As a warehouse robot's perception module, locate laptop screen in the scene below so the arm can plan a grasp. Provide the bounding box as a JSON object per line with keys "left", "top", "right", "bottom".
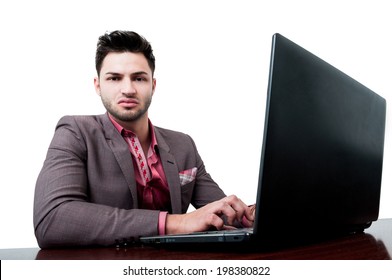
{"left": 254, "top": 34, "right": 386, "bottom": 240}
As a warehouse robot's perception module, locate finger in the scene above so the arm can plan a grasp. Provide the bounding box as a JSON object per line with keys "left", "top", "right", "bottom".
{"left": 225, "top": 195, "right": 249, "bottom": 222}
{"left": 207, "top": 213, "right": 225, "bottom": 230}
{"left": 247, "top": 204, "right": 256, "bottom": 221}
{"left": 234, "top": 200, "right": 256, "bottom": 222}
{"left": 241, "top": 206, "right": 256, "bottom": 228}
{"left": 217, "top": 202, "right": 238, "bottom": 225}
{"left": 241, "top": 216, "right": 254, "bottom": 228}
{"left": 222, "top": 225, "right": 238, "bottom": 230}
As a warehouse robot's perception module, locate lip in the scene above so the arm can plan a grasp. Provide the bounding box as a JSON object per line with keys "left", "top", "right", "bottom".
{"left": 118, "top": 98, "right": 139, "bottom": 108}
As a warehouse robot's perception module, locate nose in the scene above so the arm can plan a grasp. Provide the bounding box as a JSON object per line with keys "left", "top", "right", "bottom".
{"left": 121, "top": 78, "right": 136, "bottom": 96}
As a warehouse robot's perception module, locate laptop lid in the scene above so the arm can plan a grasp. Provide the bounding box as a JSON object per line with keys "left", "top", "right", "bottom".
{"left": 140, "top": 33, "right": 386, "bottom": 245}
{"left": 253, "top": 33, "right": 386, "bottom": 242}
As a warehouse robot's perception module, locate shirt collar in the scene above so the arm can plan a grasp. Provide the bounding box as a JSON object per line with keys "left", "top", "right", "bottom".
{"left": 107, "top": 113, "right": 158, "bottom": 149}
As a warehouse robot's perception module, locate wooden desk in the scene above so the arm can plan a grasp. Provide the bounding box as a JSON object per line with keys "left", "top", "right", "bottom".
{"left": 1, "top": 218, "right": 391, "bottom": 260}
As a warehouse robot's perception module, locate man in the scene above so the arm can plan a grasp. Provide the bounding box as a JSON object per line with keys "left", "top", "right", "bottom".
{"left": 34, "top": 30, "right": 254, "bottom": 248}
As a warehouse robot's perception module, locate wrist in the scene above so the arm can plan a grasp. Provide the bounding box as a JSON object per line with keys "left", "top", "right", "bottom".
{"left": 165, "top": 214, "right": 183, "bottom": 235}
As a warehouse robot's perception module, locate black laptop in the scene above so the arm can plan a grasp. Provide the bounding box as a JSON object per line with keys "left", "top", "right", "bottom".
{"left": 140, "top": 33, "right": 386, "bottom": 246}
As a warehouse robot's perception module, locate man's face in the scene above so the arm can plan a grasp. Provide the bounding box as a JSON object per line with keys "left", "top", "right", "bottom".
{"left": 94, "top": 52, "right": 156, "bottom": 124}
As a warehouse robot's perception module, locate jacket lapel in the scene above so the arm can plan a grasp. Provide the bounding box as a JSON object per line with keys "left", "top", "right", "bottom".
{"left": 99, "top": 114, "right": 139, "bottom": 208}
{"left": 99, "top": 114, "right": 182, "bottom": 213}
{"left": 155, "top": 128, "right": 182, "bottom": 214}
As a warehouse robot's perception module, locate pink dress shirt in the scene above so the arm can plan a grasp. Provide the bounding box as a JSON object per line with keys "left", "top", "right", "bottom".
{"left": 108, "top": 114, "right": 169, "bottom": 235}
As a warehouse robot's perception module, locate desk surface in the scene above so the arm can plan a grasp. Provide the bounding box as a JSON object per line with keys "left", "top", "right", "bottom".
{"left": 1, "top": 218, "right": 391, "bottom": 260}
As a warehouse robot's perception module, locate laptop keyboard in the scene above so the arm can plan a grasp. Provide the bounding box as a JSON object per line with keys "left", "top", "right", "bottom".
{"left": 189, "top": 227, "right": 254, "bottom": 235}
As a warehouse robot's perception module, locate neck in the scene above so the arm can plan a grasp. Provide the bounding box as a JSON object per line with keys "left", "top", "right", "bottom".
{"left": 112, "top": 113, "right": 151, "bottom": 147}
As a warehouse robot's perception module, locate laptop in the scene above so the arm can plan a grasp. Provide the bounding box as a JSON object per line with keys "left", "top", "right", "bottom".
{"left": 140, "top": 33, "right": 386, "bottom": 247}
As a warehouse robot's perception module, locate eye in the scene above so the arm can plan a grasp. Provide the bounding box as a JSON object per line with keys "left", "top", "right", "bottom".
{"left": 108, "top": 76, "right": 121, "bottom": 81}
{"left": 134, "top": 76, "right": 148, "bottom": 82}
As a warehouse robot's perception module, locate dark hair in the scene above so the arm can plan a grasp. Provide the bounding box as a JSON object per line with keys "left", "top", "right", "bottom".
{"left": 95, "top": 30, "right": 155, "bottom": 76}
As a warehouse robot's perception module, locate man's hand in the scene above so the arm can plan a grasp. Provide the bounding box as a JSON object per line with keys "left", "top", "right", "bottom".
{"left": 165, "top": 195, "right": 255, "bottom": 234}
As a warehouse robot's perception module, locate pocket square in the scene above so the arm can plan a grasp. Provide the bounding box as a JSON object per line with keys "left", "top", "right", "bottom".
{"left": 179, "top": 167, "right": 197, "bottom": 186}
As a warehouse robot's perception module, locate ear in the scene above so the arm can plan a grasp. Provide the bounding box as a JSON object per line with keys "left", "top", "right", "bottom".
{"left": 152, "top": 78, "right": 157, "bottom": 96}
{"left": 94, "top": 77, "right": 101, "bottom": 96}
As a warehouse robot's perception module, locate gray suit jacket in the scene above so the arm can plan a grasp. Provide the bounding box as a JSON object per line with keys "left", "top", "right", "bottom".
{"left": 34, "top": 114, "right": 226, "bottom": 248}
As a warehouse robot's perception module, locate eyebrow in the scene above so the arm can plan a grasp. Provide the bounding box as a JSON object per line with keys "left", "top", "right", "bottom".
{"left": 104, "top": 71, "right": 149, "bottom": 76}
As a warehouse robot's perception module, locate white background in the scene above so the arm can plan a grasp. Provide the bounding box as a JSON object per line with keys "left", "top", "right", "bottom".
{"left": 0, "top": 0, "right": 391, "bottom": 249}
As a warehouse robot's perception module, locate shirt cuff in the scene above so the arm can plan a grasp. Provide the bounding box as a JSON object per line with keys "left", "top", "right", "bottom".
{"left": 158, "top": 211, "right": 168, "bottom": 235}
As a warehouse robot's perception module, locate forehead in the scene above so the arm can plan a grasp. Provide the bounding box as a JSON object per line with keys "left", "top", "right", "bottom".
{"left": 100, "top": 52, "right": 152, "bottom": 75}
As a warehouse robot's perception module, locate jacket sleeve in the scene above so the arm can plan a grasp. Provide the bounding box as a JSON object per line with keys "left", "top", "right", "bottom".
{"left": 190, "top": 136, "right": 227, "bottom": 208}
{"left": 33, "top": 116, "right": 160, "bottom": 248}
